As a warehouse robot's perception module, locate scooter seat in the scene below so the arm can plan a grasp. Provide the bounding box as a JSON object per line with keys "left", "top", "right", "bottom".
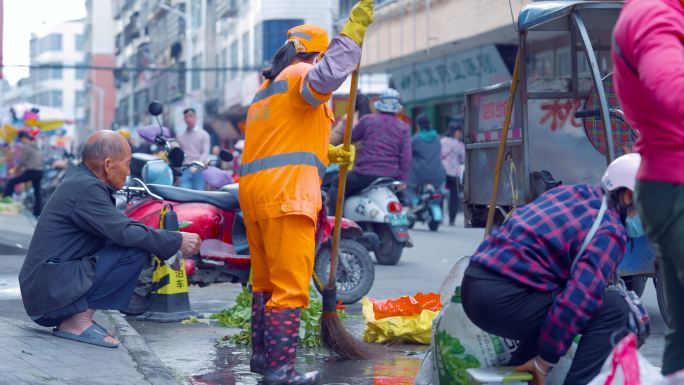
{"left": 147, "top": 184, "right": 240, "bottom": 211}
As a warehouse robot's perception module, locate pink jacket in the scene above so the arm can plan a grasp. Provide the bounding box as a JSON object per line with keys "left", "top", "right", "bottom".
{"left": 613, "top": 0, "right": 684, "bottom": 184}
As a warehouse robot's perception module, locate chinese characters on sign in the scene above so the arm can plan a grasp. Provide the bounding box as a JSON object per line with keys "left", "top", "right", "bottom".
{"left": 175, "top": 266, "right": 185, "bottom": 289}
{"left": 391, "top": 45, "right": 511, "bottom": 103}
{"left": 470, "top": 87, "right": 517, "bottom": 143}
{"left": 539, "top": 99, "right": 581, "bottom": 131}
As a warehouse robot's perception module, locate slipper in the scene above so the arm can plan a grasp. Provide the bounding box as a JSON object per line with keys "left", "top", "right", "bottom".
{"left": 53, "top": 324, "right": 119, "bottom": 348}
{"left": 53, "top": 322, "right": 113, "bottom": 337}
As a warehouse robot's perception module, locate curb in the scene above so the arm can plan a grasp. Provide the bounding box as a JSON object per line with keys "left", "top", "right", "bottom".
{"left": 105, "top": 310, "right": 181, "bottom": 385}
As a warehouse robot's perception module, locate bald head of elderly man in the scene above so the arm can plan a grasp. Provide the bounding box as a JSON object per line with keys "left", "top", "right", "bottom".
{"left": 19, "top": 130, "right": 201, "bottom": 348}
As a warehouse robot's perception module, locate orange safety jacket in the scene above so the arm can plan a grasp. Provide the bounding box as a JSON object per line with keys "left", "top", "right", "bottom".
{"left": 239, "top": 62, "right": 335, "bottom": 224}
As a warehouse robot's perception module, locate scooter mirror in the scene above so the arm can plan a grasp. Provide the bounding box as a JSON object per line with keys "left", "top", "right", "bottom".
{"left": 202, "top": 167, "right": 232, "bottom": 189}
{"left": 219, "top": 149, "right": 234, "bottom": 162}
{"left": 168, "top": 147, "right": 185, "bottom": 168}
{"left": 148, "top": 101, "right": 164, "bottom": 116}
{"left": 137, "top": 125, "right": 172, "bottom": 143}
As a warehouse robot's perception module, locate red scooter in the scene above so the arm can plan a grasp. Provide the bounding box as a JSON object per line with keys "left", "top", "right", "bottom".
{"left": 120, "top": 101, "right": 375, "bottom": 306}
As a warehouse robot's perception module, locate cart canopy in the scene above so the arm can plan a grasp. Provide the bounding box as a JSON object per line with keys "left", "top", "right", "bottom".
{"left": 518, "top": 1, "right": 622, "bottom": 31}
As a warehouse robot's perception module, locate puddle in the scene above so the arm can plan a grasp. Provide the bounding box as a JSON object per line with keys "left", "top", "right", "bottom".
{"left": 187, "top": 342, "right": 424, "bottom": 385}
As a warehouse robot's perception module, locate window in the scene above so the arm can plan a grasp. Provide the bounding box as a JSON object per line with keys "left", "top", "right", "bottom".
{"left": 230, "top": 40, "right": 238, "bottom": 80}
{"left": 191, "top": 54, "right": 201, "bottom": 90}
{"left": 241, "top": 32, "right": 250, "bottom": 68}
{"left": 37, "top": 92, "right": 49, "bottom": 106}
{"left": 76, "top": 90, "right": 85, "bottom": 106}
{"left": 76, "top": 64, "right": 86, "bottom": 80}
{"left": 49, "top": 34, "right": 63, "bottom": 51}
{"left": 191, "top": 0, "right": 202, "bottom": 28}
{"left": 75, "top": 34, "right": 85, "bottom": 51}
{"left": 259, "top": 19, "right": 303, "bottom": 65}
{"left": 51, "top": 90, "right": 63, "bottom": 107}
{"left": 50, "top": 63, "right": 63, "bottom": 79}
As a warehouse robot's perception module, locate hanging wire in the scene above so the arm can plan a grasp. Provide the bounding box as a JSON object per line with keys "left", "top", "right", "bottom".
{"left": 0, "top": 63, "right": 260, "bottom": 73}
{"left": 508, "top": 0, "right": 519, "bottom": 32}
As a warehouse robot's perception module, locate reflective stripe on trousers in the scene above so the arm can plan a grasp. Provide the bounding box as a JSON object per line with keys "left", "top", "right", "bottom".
{"left": 239, "top": 151, "right": 326, "bottom": 179}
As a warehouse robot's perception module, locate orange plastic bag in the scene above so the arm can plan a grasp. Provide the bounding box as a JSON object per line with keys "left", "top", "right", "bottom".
{"left": 372, "top": 292, "right": 442, "bottom": 320}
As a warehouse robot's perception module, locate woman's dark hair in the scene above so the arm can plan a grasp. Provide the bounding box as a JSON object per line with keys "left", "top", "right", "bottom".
{"left": 262, "top": 41, "right": 319, "bottom": 81}
{"left": 446, "top": 118, "right": 464, "bottom": 136}
{"left": 607, "top": 187, "right": 630, "bottom": 222}
{"left": 355, "top": 93, "right": 372, "bottom": 118}
{"left": 415, "top": 113, "right": 431, "bottom": 130}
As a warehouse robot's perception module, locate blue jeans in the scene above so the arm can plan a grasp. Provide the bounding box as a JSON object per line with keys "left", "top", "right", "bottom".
{"left": 179, "top": 169, "right": 205, "bottom": 190}
{"left": 32, "top": 245, "right": 148, "bottom": 327}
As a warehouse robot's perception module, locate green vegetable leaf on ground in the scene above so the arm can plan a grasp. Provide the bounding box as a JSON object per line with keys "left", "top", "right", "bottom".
{"left": 211, "top": 286, "right": 348, "bottom": 348}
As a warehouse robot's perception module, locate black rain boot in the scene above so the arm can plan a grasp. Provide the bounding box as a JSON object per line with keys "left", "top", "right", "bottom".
{"left": 264, "top": 307, "right": 321, "bottom": 385}
{"left": 249, "top": 291, "right": 271, "bottom": 374}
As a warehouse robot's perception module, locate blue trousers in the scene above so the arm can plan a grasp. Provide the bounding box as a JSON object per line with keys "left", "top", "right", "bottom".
{"left": 179, "top": 169, "right": 205, "bottom": 190}
{"left": 32, "top": 245, "right": 148, "bottom": 327}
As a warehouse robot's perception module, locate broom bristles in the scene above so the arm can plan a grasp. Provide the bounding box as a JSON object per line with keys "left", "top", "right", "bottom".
{"left": 320, "top": 314, "right": 377, "bottom": 360}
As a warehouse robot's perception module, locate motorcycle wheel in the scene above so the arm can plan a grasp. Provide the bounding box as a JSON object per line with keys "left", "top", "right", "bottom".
{"left": 374, "top": 225, "right": 404, "bottom": 265}
{"left": 428, "top": 220, "right": 440, "bottom": 232}
{"left": 654, "top": 265, "right": 672, "bottom": 328}
{"left": 314, "top": 239, "right": 375, "bottom": 304}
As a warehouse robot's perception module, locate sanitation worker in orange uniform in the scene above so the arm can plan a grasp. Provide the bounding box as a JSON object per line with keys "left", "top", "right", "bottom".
{"left": 238, "top": 2, "right": 374, "bottom": 384}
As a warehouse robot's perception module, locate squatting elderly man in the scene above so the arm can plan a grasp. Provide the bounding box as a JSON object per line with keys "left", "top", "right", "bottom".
{"left": 19, "top": 130, "right": 200, "bottom": 348}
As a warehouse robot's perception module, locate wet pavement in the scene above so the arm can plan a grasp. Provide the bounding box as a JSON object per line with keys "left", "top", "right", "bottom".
{"left": 128, "top": 292, "right": 427, "bottom": 385}
{"left": 126, "top": 218, "right": 668, "bottom": 384}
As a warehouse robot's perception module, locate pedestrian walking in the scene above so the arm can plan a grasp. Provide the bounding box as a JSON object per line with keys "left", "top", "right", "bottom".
{"left": 406, "top": 113, "right": 446, "bottom": 206}
{"left": 239, "top": 1, "right": 373, "bottom": 381}
{"left": 3, "top": 131, "right": 44, "bottom": 217}
{"left": 176, "top": 108, "right": 210, "bottom": 190}
{"left": 441, "top": 119, "right": 465, "bottom": 226}
{"left": 462, "top": 154, "right": 641, "bottom": 385}
{"left": 326, "top": 88, "right": 412, "bottom": 214}
{"left": 19, "top": 131, "right": 200, "bottom": 348}
{"left": 613, "top": 0, "right": 684, "bottom": 375}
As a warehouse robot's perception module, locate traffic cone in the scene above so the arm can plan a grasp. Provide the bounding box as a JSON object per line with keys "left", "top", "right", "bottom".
{"left": 138, "top": 205, "right": 196, "bottom": 322}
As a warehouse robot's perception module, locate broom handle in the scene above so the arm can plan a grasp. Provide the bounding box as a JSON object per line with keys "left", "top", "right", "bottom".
{"left": 328, "top": 66, "right": 360, "bottom": 289}
{"left": 484, "top": 52, "right": 520, "bottom": 237}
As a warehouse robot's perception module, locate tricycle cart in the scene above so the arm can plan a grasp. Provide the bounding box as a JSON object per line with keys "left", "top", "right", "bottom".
{"left": 462, "top": 1, "right": 668, "bottom": 322}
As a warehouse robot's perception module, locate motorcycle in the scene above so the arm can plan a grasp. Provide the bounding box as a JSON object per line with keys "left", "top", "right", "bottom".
{"left": 407, "top": 184, "right": 444, "bottom": 232}
{"left": 120, "top": 101, "right": 375, "bottom": 308}
{"left": 323, "top": 169, "right": 410, "bottom": 266}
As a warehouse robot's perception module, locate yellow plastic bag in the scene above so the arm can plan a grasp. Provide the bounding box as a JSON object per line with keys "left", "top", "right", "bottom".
{"left": 362, "top": 296, "right": 440, "bottom": 345}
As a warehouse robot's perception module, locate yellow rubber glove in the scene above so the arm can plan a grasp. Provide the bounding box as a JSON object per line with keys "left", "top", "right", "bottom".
{"left": 328, "top": 144, "right": 356, "bottom": 170}
{"left": 340, "top": 0, "right": 374, "bottom": 46}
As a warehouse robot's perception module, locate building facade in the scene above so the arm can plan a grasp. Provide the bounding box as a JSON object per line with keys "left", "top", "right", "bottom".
{"left": 83, "top": 0, "right": 117, "bottom": 142}
{"left": 1, "top": 19, "right": 87, "bottom": 144}
{"left": 215, "top": 0, "right": 335, "bottom": 120}
{"left": 110, "top": 0, "right": 337, "bottom": 139}
{"left": 341, "top": 0, "right": 528, "bottom": 132}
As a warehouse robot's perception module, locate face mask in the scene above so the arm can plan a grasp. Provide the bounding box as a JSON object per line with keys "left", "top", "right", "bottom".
{"left": 625, "top": 215, "right": 645, "bottom": 238}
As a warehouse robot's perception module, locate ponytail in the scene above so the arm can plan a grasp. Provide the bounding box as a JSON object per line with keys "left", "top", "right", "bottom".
{"left": 262, "top": 41, "right": 320, "bottom": 81}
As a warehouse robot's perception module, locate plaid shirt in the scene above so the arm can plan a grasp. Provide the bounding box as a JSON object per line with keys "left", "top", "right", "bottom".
{"left": 470, "top": 184, "right": 627, "bottom": 364}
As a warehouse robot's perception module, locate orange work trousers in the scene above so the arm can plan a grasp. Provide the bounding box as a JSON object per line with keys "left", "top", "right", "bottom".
{"left": 246, "top": 214, "right": 315, "bottom": 308}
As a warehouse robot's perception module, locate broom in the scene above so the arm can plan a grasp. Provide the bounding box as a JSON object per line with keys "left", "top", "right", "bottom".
{"left": 320, "top": 66, "right": 375, "bottom": 360}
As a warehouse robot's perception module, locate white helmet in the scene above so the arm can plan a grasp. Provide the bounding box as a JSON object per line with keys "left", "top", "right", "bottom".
{"left": 374, "top": 88, "right": 403, "bottom": 113}
{"left": 602, "top": 153, "right": 641, "bottom": 192}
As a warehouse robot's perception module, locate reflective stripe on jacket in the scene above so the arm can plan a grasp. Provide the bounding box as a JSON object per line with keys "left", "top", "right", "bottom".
{"left": 239, "top": 62, "right": 335, "bottom": 223}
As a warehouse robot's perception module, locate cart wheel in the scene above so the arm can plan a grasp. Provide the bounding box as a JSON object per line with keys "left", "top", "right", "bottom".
{"left": 654, "top": 266, "right": 672, "bottom": 328}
